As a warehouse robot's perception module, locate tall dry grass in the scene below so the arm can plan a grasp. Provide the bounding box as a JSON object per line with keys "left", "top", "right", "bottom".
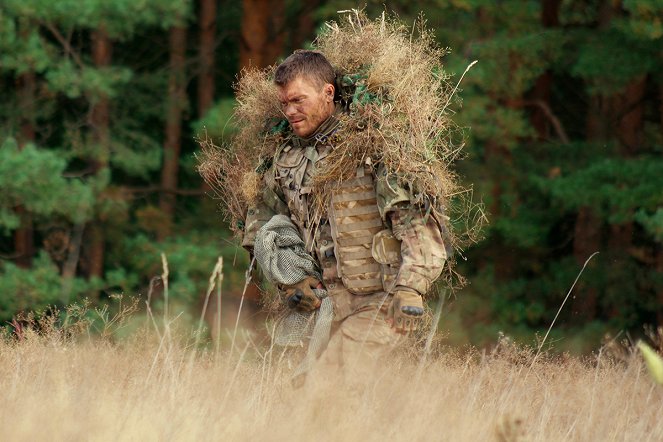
{"left": 1, "top": 311, "right": 661, "bottom": 442}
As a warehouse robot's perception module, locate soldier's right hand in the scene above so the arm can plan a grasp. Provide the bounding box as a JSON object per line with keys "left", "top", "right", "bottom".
{"left": 284, "top": 276, "right": 323, "bottom": 312}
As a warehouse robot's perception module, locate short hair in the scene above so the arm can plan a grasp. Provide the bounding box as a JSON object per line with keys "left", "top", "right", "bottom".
{"left": 274, "top": 50, "right": 336, "bottom": 89}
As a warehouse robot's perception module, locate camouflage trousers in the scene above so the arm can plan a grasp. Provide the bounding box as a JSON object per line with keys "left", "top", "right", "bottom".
{"left": 311, "top": 305, "right": 402, "bottom": 382}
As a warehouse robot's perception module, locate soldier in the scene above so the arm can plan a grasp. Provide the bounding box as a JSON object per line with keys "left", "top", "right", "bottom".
{"left": 242, "top": 50, "right": 449, "bottom": 378}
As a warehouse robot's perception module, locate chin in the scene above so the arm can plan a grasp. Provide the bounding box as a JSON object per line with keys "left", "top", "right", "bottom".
{"left": 293, "top": 127, "right": 311, "bottom": 137}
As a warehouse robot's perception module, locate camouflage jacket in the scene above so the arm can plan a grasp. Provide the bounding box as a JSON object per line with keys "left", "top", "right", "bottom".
{"left": 242, "top": 113, "right": 448, "bottom": 319}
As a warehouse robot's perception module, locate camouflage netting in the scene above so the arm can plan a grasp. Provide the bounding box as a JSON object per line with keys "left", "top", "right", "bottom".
{"left": 198, "top": 11, "right": 483, "bottom": 272}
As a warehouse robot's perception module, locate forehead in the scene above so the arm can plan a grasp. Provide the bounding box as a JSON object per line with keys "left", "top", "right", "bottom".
{"left": 277, "top": 75, "right": 320, "bottom": 98}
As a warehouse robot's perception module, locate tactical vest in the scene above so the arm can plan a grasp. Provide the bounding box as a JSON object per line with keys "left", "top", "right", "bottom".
{"left": 328, "top": 166, "right": 400, "bottom": 295}
{"left": 274, "top": 138, "right": 402, "bottom": 296}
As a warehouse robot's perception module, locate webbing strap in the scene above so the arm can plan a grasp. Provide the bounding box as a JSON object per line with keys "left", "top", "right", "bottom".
{"left": 345, "top": 276, "right": 383, "bottom": 288}
{"left": 334, "top": 205, "right": 380, "bottom": 217}
{"left": 332, "top": 191, "right": 376, "bottom": 203}
{"left": 337, "top": 235, "right": 375, "bottom": 246}
{"left": 336, "top": 218, "right": 382, "bottom": 232}
{"left": 342, "top": 248, "right": 374, "bottom": 260}
{"left": 343, "top": 263, "right": 381, "bottom": 275}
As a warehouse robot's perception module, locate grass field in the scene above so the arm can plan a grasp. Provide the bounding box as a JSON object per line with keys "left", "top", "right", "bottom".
{"left": 1, "top": 308, "right": 661, "bottom": 442}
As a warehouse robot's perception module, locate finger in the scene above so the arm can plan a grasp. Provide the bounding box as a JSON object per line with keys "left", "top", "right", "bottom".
{"left": 303, "top": 297, "right": 321, "bottom": 310}
{"left": 395, "top": 315, "right": 406, "bottom": 334}
{"left": 298, "top": 298, "right": 317, "bottom": 312}
{"left": 298, "top": 290, "right": 322, "bottom": 311}
{"left": 287, "top": 290, "right": 303, "bottom": 309}
{"left": 305, "top": 288, "right": 321, "bottom": 307}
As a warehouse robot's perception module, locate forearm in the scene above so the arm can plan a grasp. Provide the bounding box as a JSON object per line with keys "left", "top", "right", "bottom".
{"left": 241, "top": 201, "right": 277, "bottom": 249}
{"left": 389, "top": 207, "right": 447, "bottom": 295}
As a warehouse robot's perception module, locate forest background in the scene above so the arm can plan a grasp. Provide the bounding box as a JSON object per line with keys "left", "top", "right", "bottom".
{"left": 0, "top": 0, "right": 661, "bottom": 354}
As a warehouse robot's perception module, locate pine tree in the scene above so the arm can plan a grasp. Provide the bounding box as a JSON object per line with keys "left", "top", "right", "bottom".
{"left": 0, "top": 0, "right": 192, "bottom": 321}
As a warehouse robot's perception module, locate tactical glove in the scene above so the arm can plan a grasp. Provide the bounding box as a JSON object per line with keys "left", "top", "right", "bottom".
{"left": 387, "top": 287, "right": 424, "bottom": 334}
{"left": 283, "top": 276, "right": 322, "bottom": 312}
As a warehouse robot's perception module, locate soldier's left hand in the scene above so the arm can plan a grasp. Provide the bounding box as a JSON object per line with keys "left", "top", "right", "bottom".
{"left": 387, "top": 288, "right": 424, "bottom": 334}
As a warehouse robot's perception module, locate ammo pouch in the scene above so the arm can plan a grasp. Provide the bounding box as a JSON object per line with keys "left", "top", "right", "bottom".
{"left": 329, "top": 167, "right": 402, "bottom": 295}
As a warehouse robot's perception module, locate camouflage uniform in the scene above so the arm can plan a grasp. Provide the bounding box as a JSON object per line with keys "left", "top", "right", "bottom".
{"left": 242, "top": 112, "right": 448, "bottom": 377}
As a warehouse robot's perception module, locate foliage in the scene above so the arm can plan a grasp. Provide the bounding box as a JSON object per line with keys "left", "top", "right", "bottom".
{"left": 0, "top": 252, "right": 91, "bottom": 322}
{"left": 0, "top": 0, "right": 662, "bottom": 353}
{"left": 0, "top": 138, "right": 95, "bottom": 230}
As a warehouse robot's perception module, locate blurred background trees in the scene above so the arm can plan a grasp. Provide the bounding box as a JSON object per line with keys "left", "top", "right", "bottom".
{"left": 0, "top": 0, "right": 661, "bottom": 352}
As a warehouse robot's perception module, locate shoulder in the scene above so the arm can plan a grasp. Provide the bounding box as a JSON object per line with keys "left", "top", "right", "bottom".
{"left": 374, "top": 163, "right": 414, "bottom": 219}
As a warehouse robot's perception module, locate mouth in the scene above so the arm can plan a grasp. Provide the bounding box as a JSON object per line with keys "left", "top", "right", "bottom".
{"left": 289, "top": 118, "right": 304, "bottom": 125}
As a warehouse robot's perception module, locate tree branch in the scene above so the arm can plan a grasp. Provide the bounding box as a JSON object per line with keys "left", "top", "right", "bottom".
{"left": 41, "top": 21, "right": 86, "bottom": 69}
{"left": 521, "top": 99, "right": 570, "bottom": 144}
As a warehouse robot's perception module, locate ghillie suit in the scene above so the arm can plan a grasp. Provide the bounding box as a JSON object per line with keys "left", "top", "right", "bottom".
{"left": 198, "top": 11, "right": 481, "bottom": 371}
{"left": 198, "top": 10, "right": 479, "bottom": 264}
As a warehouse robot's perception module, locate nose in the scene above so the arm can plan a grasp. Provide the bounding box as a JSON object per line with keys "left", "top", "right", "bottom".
{"left": 284, "top": 103, "right": 297, "bottom": 118}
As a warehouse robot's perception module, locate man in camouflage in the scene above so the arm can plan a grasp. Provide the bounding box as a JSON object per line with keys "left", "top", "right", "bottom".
{"left": 242, "top": 50, "right": 448, "bottom": 378}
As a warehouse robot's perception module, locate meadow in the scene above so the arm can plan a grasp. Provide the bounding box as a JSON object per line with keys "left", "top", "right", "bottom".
{"left": 1, "top": 305, "right": 661, "bottom": 442}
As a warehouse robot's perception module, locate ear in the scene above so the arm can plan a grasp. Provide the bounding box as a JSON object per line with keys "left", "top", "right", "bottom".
{"left": 324, "top": 83, "right": 335, "bottom": 102}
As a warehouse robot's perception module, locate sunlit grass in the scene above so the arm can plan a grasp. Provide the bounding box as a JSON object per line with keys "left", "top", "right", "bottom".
{"left": 1, "top": 302, "right": 661, "bottom": 442}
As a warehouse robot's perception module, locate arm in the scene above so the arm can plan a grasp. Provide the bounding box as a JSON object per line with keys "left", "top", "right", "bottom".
{"left": 375, "top": 164, "right": 450, "bottom": 332}
{"left": 375, "top": 164, "right": 448, "bottom": 295}
{"left": 389, "top": 207, "right": 448, "bottom": 295}
{"left": 241, "top": 165, "right": 290, "bottom": 250}
{"left": 240, "top": 165, "right": 320, "bottom": 311}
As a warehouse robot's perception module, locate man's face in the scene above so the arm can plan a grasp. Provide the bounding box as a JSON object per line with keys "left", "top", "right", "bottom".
{"left": 277, "top": 75, "right": 335, "bottom": 138}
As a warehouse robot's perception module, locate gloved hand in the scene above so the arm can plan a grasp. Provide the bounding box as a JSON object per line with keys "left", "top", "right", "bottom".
{"left": 387, "top": 287, "right": 424, "bottom": 334}
{"left": 284, "top": 276, "right": 323, "bottom": 312}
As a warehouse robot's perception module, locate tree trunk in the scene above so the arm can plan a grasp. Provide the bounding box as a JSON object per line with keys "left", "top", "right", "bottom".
{"left": 87, "top": 28, "right": 112, "bottom": 284}
{"left": 263, "top": 0, "right": 285, "bottom": 65}
{"left": 607, "top": 75, "right": 646, "bottom": 252}
{"left": 239, "top": 0, "right": 284, "bottom": 70}
{"left": 529, "top": 0, "right": 561, "bottom": 140}
{"left": 571, "top": 93, "right": 605, "bottom": 321}
{"left": 657, "top": 245, "right": 663, "bottom": 327}
{"left": 570, "top": 1, "right": 621, "bottom": 321}
{"left": 658, "top": 85, "right": 663, "bottom": 328}
{"left": 291, "top": 0, "right": 319, "bottom": 50}
{"left": 159, "top": 26, "right": 187, "bottom": 240}
{"left": 571, "top": 207, "right": 601, "bottom": 319}
{"left": 198, "top": 0, "right": 216, "bottom": 116}
{"left": 614, "top": 75, "right": 646, "bottom": 156}
{"left": 571, "top": 95, "right": 605, "bottom": 321}
{"left": 240, "top": 0, "right": 268, "bottom": 69}
{"left": 17, "top": 72, "right": 36, "bottom": 144}
{"left": 14, "top": 66, "right": 36, "bottom": 267}
{"left": 90, "top": 29, "right": 111, "bottom": 153}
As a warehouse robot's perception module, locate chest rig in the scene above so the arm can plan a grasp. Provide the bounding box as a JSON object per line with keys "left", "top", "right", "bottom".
{"left": 328, "top": 166, "right": 396, "bottom": 294}
{"left": 273, "top": 125, "right": 401, "bottom": 297}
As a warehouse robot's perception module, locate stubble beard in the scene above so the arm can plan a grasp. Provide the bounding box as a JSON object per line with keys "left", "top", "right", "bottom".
{"left": 297, "top": 100, "right": 333, "bottom": 138}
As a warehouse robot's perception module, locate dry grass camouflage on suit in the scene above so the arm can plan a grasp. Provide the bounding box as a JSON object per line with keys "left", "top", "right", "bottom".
{"left": 197, "top": 11, "right": 486, "bottom": 268}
